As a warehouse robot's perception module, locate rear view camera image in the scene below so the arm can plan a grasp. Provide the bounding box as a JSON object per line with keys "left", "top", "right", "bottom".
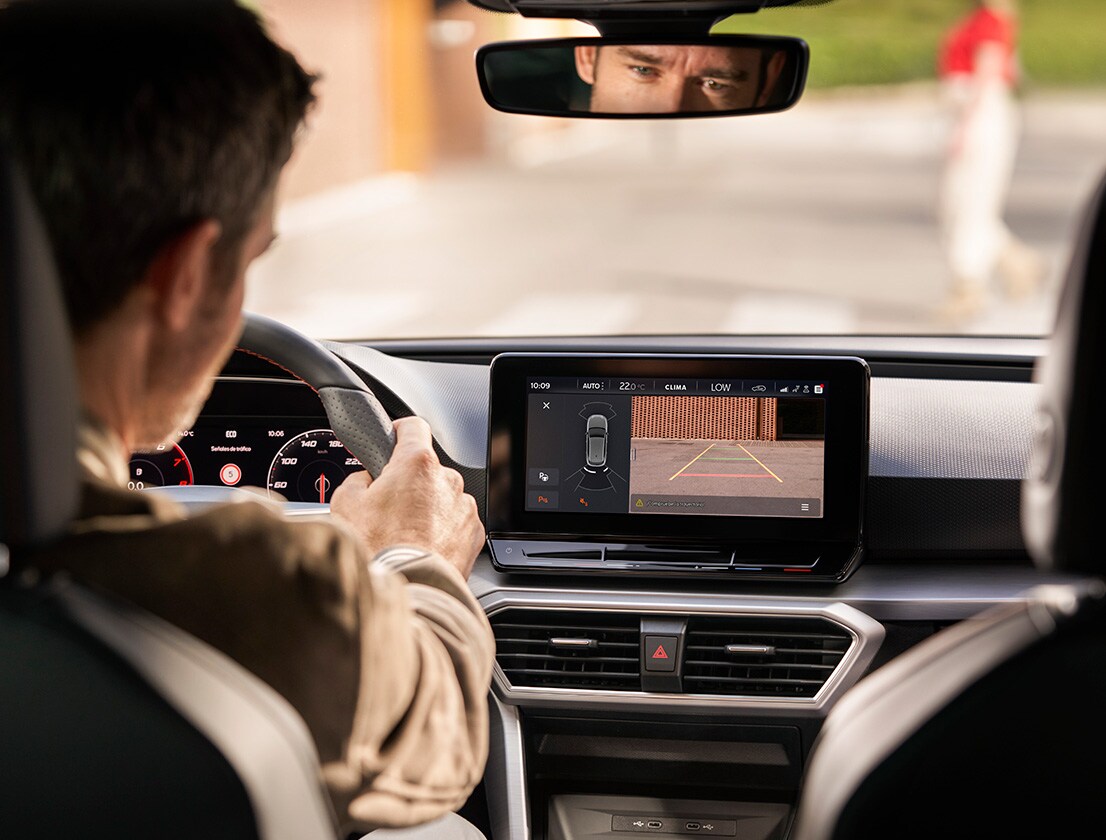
{"left": 628, "top": 395, "right": 824, "bottom": 517}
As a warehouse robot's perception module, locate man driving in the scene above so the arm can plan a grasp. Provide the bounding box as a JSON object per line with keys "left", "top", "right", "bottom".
{"left": 0, "top": 0, "right": 492, "bottom": 836}
{"left": 574, "top": 43, "right": 788, "bottom": 114}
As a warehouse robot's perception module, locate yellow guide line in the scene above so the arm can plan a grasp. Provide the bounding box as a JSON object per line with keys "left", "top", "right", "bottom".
{"left": 737, "top": 443, "right": 783, "bottom": 483}
{"left": 669, "top": 442, "right": 716, "bottom": 481}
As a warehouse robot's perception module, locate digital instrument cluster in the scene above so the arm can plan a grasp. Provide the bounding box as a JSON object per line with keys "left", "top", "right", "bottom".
{"left": 127, "top": 378, "right": 363, "bottom": 504}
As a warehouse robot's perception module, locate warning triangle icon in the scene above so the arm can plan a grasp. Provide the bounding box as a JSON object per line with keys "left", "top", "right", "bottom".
{"left": 651, "top": 644, "right": 669, "bottom": 660}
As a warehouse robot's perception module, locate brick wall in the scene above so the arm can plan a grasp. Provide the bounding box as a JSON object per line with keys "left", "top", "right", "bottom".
{"left": 630, "top": 396, "right": 778, "bottom": 441}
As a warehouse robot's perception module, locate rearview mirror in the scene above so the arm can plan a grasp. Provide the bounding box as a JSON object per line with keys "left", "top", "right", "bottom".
{"left": 476, "top": 36, "right": 809, "bottom": 119}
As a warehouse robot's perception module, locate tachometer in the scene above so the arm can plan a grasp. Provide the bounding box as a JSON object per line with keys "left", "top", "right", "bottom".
{"left": 267, "top": 429, "right": 362, "bottom": 503}
{"left": 128, "top": 442, "right": 194, "bottom": 490}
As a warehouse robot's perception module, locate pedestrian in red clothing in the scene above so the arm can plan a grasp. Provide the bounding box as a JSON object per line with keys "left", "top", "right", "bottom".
{"left": 937, "top": 0, "right": 1046, "bottom": 322}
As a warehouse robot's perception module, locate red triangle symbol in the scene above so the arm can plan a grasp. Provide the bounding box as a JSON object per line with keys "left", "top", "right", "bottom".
{"left": 651, "top": 644, "right": 669, "bottom": 660}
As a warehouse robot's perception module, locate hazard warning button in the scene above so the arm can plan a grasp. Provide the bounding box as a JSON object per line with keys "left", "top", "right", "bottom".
{"left": 644, "top": 635, "right": 678, "bottom": 673}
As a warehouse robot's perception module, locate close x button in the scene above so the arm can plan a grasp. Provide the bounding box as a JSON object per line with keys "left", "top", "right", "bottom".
{"left": 644, "top": 635, "right": 678, "bottom": 672}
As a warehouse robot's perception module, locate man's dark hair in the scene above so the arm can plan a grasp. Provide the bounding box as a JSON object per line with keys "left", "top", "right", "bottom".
{"left": 0, "top": 0, "right": 316, "bottom": 332}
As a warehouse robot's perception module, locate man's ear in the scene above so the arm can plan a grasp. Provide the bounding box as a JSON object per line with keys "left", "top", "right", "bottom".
{"left": 756, "top": 50, "right": 788, "bottom": 107}
{"left": 141, "top": 219, "right": 223, "bottom": 333}
{"left": 575, "top": 46, "right": 598, "bottom": 85}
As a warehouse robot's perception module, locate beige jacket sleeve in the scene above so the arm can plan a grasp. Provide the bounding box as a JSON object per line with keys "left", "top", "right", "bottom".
{"left": 336, "top": 545, "right": 496, "bottom": 829}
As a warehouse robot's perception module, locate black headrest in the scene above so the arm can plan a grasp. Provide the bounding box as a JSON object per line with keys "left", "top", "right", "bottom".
{"left": 0, "top": 154, "right": 79, "bottom": 550}
{"left": 1023, "top": 174, "right": 1106, "bottom": 575}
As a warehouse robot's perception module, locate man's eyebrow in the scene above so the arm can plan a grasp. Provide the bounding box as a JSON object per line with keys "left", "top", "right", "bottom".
{"left": 615, "top": 46, "right": 667, "bottom": 66}
{"left": 699, "top": 68, "right": 751, "bottom": 82}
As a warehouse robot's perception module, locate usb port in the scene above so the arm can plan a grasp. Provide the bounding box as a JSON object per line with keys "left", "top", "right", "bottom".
{"left": 685, "top": 823, "right": 702, "bottom": 831}
{"left": 646, "top": 820, "right": 663, "bottom": 830}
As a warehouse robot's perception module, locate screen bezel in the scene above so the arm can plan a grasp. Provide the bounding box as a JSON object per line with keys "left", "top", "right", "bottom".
{"left": 487, "top": 353, "right": 868, "bottom": 549}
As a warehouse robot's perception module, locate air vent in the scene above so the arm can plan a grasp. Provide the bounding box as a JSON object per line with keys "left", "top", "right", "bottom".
{"left": 491, "top": 609, "right": 641, "bottom": 691}
{"left": 683, "top": 616, "right": 852, "bottom": 698}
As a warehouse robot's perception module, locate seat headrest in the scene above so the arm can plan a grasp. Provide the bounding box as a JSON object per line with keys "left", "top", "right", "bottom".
{"left": 1023, "top": 174, "right": 1106, "bottom": 575}
{"left": 0, "top": 154, "right": 79, "bottom": 550}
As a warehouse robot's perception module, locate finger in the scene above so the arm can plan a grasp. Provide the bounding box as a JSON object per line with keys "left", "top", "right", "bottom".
{"left": 470, "top": 512, "right": 487, "bottom": 556}
{"left": 444, "top": 467, "right": 465, "bottom": 493}
{"left": 341, "top": 470, "right": 372, "bottom": 491}
{"left": 462, "top": 494, "right": 483, "bottom": 531}
{"left": 391, "top": 416, "right": 435, "bottom": 459}
{"left": 330, "top": 472, "right": 370, "bottom": 508}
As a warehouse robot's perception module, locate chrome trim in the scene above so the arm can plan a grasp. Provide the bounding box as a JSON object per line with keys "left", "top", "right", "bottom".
{"left": 481, "top": 589, "right": 884, "bottom": 714}
{"left": 485, "top": 693, "right": 530, "bottom": 840}
{"left": 723, "top": 644, "right": 776, "bottom": 655}
{"left": 466, "top": 558, "right": 1096, "bottom": 624}
{"left": 549, "top": 637, "right": 598, "bottom": 649}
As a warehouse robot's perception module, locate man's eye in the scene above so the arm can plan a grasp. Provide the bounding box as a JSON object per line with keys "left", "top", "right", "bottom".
{"left": 703, "top": 79, "right": 733, "bottom": 92}
{"left": 629, "top": 65, "right": 657, "bottom": 78}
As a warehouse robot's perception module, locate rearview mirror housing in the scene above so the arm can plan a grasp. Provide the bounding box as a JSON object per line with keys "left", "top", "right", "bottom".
{"left": 476, "top": 35, "right": 809, "bottom": 119}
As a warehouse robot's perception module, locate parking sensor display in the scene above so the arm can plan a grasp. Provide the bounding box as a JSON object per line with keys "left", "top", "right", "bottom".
{"left": 486, "top": 354, "right": 868, "bottom": 580}
{"left": 524, "top": 383, "right": 825, "bottom": 518}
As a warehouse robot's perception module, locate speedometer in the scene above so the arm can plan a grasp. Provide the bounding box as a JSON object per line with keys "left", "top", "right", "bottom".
{"left": 266, "top": 429, "right": 362, "bottom": 503}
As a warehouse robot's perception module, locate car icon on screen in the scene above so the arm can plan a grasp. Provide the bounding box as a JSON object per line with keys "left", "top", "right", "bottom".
{"left": 585, "top": 414, "right": 608, "bottom": 469}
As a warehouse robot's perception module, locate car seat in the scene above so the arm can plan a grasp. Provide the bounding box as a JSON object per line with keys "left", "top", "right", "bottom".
{"left": 0, "top": 153, "right": 338, "bottom": 839}
{"left": 789, "top": 175, "right": 1106, "bottom": 838}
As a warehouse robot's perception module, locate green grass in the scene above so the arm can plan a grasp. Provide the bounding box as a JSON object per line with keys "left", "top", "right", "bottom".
{"left": 713, "top": 0, "right": 1106, "bottom": 89}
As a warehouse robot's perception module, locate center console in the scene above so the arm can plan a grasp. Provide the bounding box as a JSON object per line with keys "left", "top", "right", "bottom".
{"left": 482, "top": 354, "right": 877, "bottom": 839}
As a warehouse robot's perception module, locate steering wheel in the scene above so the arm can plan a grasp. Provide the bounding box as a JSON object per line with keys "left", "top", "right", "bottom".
{"left": 148, "top": 312, "right": 395, "bottom": 510}
{"left": 237, "top": 312, "right": 395, "bottom": 478}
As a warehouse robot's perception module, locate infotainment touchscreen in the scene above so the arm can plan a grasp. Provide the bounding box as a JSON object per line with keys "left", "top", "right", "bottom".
{"left": 487, "top": 354, "right": 869, "bottom": 581}
{"left": 524, "top": 379, "right": 826, "bottom": 519}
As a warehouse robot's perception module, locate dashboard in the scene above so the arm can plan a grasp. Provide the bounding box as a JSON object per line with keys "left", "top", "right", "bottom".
{"left": 141, "top": 334, "right": 1091, "bottom": 840}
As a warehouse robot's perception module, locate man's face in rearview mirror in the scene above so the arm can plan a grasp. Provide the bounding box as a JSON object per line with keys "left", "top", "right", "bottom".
{"left": 574, "top": 44, "right": 787, "bottom": 114}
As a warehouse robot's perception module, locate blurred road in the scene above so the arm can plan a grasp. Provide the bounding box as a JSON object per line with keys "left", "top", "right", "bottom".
{"left": 246, "top": 88, "right": 1106, "bottom": 340}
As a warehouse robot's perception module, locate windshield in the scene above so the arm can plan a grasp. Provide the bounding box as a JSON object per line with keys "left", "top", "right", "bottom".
{"left": 245, "top": 0, "right": 1106, "bottom": 340}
